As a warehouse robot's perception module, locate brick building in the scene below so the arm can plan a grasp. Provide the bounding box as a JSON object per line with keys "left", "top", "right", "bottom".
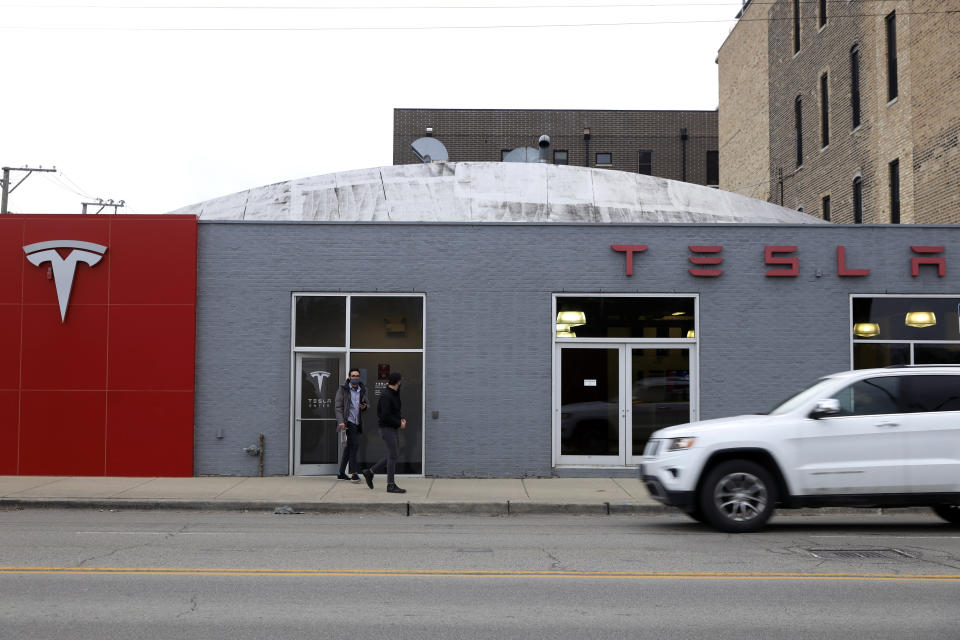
{"left": 394, "top": 109, "right": 720, "bottom": 187}
{"left": 718, "top": 0, "right": 960, "bottom": 224}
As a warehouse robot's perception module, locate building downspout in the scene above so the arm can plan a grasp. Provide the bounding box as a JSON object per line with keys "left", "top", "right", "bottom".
{"left": 583, "top": 127, "right": 591, "bottom": 167}
{"left": 680, "top": 128, "right": 688, "bottom": 182}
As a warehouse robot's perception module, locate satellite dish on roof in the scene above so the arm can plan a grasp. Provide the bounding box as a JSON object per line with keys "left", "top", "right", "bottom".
{"left": 411, "top": 137, "right": 449, "bottom": 163}
{"left": 502, "top": 147, "right": 539, "bottom": 163}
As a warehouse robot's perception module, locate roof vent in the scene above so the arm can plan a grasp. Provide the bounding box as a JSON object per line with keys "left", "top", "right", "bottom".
{"left": 503, "top": 135, "right": 552, "bottom": 164}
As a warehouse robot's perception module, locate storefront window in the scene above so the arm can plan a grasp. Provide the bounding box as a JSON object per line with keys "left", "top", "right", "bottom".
{"left": 349, "top": 351, "right": 423, "bottom": 474}
{"left": 852, "top": 296, "right": 960, "bottom": 368}
{"left": 556, "top": 296, "right": 695, "bottom": 339}
{"left": 350, "top": 296, "right": 423, "bottom": 349}
{"left": 292, "top": 294, "right": 424, "bottom": 475}
{"left": 295, "top": 296, "right": 346, "bottom": 347}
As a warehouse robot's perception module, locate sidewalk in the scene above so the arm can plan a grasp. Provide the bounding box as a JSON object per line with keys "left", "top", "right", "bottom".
{"left": 0, "top": 475, "right": 667, "bottom": 516}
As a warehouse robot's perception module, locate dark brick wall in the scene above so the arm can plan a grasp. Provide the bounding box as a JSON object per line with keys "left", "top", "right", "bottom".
{"left": 393, "top": 109, "right": 719, "bottom": 186}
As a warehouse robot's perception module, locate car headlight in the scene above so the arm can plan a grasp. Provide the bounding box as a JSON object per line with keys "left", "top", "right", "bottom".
{"left": 666, "top": 437, "right": 697, "bottom": 451}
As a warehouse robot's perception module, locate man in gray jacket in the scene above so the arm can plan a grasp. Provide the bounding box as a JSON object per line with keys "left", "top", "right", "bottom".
{"left": 334, "top": 368, "right": 368, "bottom": 482}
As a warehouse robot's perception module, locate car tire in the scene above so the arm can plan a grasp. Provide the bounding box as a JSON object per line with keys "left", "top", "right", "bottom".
{"left": 684, "top": 506, "right": 707, "bottom": 524}
{"left": 698, "top": 459, "right": 777, "bottom": 533}
{"left": 932, "top": 505, "right": 960, "bottom": 525}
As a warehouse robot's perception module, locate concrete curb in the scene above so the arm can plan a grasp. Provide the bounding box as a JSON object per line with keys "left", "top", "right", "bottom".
{"left": 0, "top": 498, "right": 938, "bottom": 517}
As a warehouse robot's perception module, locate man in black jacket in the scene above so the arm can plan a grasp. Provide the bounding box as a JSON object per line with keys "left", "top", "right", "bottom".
{"left": 334, "top": 368, "right": 368, "bottom": 482}
{"left": 362, "top": 371, "right": 406, "bottom": 493}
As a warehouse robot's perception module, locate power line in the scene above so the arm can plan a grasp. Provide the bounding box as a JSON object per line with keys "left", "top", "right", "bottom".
{"left": 0, "top": 1, "right": 919, "bottom": 8}
{"left": 2, "top": 11, "right": 956, "bottom": 31}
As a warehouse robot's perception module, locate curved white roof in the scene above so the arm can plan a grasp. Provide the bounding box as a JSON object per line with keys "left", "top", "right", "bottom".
{"left": 168, "top": 162, "right": 823, "bottom": 224}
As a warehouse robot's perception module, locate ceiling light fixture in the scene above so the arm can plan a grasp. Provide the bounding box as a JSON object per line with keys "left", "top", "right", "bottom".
{"left": 905, "top": 311, "right": 936, "bottom": 328}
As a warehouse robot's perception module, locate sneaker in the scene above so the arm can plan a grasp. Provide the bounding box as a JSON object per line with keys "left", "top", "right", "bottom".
{"left": 386, "top": 483, "right": 406, "bottom": 494}
{"left": 361, "top": 468, "right": 374, "bottom": 489}
{"left": 336, "top": 473, "right": 349, "bottom": 480}
{"left": 349, "top": 474, "right": 362, "bottom": 484}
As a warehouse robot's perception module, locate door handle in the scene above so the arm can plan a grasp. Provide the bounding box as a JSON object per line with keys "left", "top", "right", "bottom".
{"left": 875, "top": 422, "right": 899, "bottom": 428}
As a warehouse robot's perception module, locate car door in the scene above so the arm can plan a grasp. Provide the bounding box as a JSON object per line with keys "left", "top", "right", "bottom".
{"left": 898, "top": 374, "right": 960, "bottom": 493}
{"left": 790, "top": 375, "right": 906, "bottom": 495}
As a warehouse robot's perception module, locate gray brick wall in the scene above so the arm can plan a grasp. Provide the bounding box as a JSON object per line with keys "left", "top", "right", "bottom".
{"left": 195, "top": 221, "right": 959, "bottom": 477}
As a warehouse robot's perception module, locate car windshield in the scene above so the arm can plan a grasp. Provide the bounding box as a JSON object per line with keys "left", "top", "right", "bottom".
{"left": 767, "top": 377, "right": 836, "bottom": 415}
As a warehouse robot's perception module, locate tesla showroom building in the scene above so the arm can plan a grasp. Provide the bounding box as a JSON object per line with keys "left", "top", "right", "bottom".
{"left": 2, "top": 162, "right": 958, "bottom": 477}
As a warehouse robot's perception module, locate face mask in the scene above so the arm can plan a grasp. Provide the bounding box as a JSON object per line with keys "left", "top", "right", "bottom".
{"left": 350, "top": 378, "right": 360, "bottom": 386}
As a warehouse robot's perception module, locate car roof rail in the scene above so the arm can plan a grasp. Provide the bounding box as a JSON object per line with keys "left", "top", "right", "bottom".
{"left": 883, "top": 364, "right": 960, "bottom": 368}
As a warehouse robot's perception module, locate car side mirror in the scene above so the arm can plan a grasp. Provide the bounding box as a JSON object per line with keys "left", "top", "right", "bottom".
{"left": 810, "top": 398, "right": 841, "bottom": 420}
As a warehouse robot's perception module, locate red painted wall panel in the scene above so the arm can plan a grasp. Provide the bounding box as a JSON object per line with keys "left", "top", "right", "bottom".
{"left": 2, "top": 214, "right": 197, "bottom": 477}
{"left": 0, "top": 306, "right": 20, "bottom": 390}
{"left": 0, "top": 390, "right": 18, "bottom": 474}
{"left": 19, "top": 390, "right": 107, "bottom": 476}
{"left": 108, "top": 305, "right": 196, "bottom": 391}
{"left": 106, "top": 391, "right": 194, "bottom": 476}
{"left": 109, "top": 220, "right": 198, "bottom": 305}
{"left": 0, "top": 219, "right": 24, "bottom": 304}
{"left": 20, "top": 305, "right": 108, "bottom": 390}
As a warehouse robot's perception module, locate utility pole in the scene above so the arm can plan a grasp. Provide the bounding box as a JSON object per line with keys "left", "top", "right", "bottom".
{"left": 1, "top": 166, "right": 58, "bottom": 214}
{"left": 81, "top": 198, "right": 125, "bottom": 215}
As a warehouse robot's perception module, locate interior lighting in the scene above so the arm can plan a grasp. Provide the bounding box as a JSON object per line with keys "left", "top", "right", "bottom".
{"left": 556, "top": 330, "right": 577, "bottom": 338}
{"left": 905, "top": 311, "right": 936, "bottom": 328}
{"left": 671, "top": 311, "right": 686, "bottom": 316}
{"left": 686, "top": 330, "right": 695, "bottom": 338}
{"left": 557, "top": 311, "right": 587, "bottom": 327}
{"left": 853, "top": 322, "right": 881, "bottom": 337}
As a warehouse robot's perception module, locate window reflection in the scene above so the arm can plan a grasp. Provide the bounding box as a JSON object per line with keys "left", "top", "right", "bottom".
{"left": 351, "top": 297, "right": 424, "bottom": 349}
{"left": 556, "top": 297, "right": 694, "bottom": 339}
{"left": 295, "top": 296, "right": 346, "bottom": 347}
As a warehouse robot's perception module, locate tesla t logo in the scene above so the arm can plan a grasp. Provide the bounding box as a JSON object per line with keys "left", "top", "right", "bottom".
{"left": 22, "top": 240, "right": 108, "bottom": 322}
{"left": 309, "top": 370, "right": 332, "bottom": 395}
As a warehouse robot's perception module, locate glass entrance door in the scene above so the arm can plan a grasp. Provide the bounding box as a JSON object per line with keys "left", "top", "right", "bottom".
{"left": 294, "top": 353, "right": 344, "bottom": 475}
{"left": 626, "top": 348, "right": 694, "bottom": 464}
{"left": 557, "top": 346, "right": 624, "bottom": 465}
{"left": 555, "top": 344, "right": 695, "bottom": 466}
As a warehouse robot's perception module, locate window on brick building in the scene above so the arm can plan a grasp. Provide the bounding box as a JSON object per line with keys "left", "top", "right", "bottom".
{"left": 889, "top": 159, "right": 901, "bottom": 224}
{"left": 638, "top": 150, "right": 652, "bottom": 175}
{"left": 853, "top": 176, "right": 863, "bottom": 224}
{"left": 596, "top": 152, "right": 612, "bottom": 166}
{"left": 822, "top": 194, "right": 831, "bottom": 222}
{"left": 886, "top": 11, "right": 898, "bottom": 101}
{"left": 820, "top": 72, "right": 830, "bottom": 148}
{"left": 795, "top": 96, "right": 804, "bottom": 167}
{"left": 793, "top": 0, "right": 800, "bottom": 53}
{"left": 706, "top": 150, "right": 719, "bottom": 186}
{"left": 818, "top": 0, "right": 827, "bottom": 28}
{"left": 554, "top": 150, "right": 569, "bottom": 165}
{"left": 850, "top": 45, "right": 862, "bottom": 128}
{"left": 501, "top": 149, "right": 511, "bottom": 161}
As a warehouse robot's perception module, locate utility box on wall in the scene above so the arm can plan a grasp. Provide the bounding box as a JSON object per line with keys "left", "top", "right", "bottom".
{"left": 0, "top": 214, "right": 198, "bottom": 476}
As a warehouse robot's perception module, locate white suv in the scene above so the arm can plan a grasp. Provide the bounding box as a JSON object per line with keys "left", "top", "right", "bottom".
{"left": 640, "top": 365, "right": 960, "bottom": 532}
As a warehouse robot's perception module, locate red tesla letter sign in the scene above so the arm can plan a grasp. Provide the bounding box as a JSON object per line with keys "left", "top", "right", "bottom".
{"left": 765, "top": 245, "right": 799, "bottom": 277}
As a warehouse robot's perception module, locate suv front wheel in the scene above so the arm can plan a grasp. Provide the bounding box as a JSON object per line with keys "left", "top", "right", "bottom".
{"left": 698, "top": 459, "right": 777, "bottom": 533}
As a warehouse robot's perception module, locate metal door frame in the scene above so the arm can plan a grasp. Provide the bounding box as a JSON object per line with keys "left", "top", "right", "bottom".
{"left": 293, "top": 351, "right": 346, "bottom": 476}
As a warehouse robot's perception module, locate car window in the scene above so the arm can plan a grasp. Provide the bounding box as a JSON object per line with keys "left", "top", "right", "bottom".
{"left": 831, "top": 377, "right": 901, "bottom": 416}
{"left": 898, "top": 375, "right": 960, "bottom": 413}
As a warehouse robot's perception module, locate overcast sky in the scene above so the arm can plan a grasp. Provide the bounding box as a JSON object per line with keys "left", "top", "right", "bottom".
{"left": 2, "top": 1, "right": 741, "bottom": 215}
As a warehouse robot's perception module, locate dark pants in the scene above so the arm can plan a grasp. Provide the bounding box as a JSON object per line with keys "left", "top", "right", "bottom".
{"left": 370, "top": 427, "right": 399, "bottom": 484}
{"left": 338, "top": 422, "right": 360, "bottom": 476}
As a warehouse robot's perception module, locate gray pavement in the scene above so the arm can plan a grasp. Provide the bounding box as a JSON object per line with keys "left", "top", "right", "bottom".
{"left": 0, "top": 475, "right": 665, "bottom": 515}
{"left": 0, "top": 475, "right": 927, "bottom": 517}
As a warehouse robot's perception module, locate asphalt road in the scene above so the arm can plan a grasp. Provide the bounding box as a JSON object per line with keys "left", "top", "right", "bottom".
{"left": 1, "top": 509, "right": 959, "bottom": 639}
